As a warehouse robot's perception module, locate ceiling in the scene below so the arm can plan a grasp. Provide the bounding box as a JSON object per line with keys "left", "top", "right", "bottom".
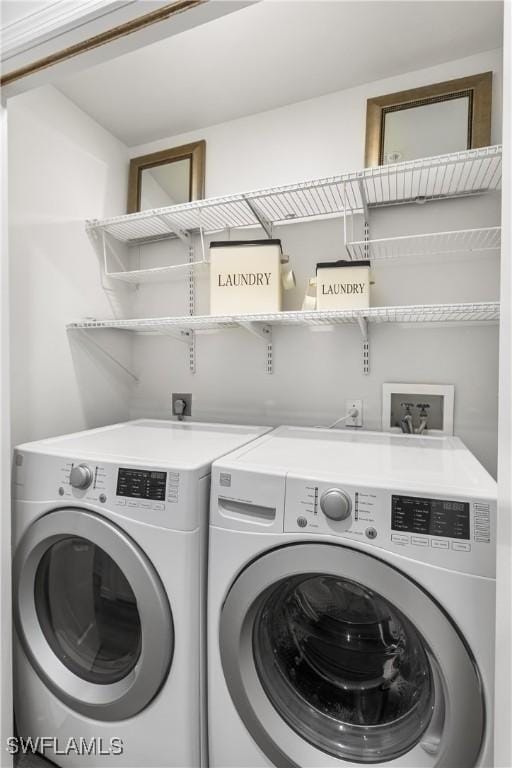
{"left": 1, "top": 0, "right": 55, "bottom": 27}
{"left": 56, "top": 0, "right": 503, "bottom": 148}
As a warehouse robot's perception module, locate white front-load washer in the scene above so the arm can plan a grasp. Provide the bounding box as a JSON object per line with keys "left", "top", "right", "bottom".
{"left": 12, "top": 418, "right": 271, "bottom": 768}
{"left": 208, "top": 426, "right": 497, "bottom": 768}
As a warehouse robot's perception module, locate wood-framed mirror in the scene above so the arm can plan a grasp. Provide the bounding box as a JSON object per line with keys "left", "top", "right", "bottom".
{"left": 365, "top": 72, "right": 492, "bottom": 167}
{"left": 127, "top": 140, "right": 206, "bottom": 213}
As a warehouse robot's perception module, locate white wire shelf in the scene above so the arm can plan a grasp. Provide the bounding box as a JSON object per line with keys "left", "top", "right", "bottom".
{"left": 87, "top": 145, "right": 502, "bottom": 245}
{"left": 346, "top": 226, "right": 501, "bottom": 261}
{"left": 106, "top": 260, "right": 209, "bottom": 284}
{"left": 343, "top": 145, "right": 501, "bottom": 211}
{"left": 68, "top": 302, "right": 500, "bottom": 333}
{"left": 70, "top": 302, "right": 499, "bottom": 379}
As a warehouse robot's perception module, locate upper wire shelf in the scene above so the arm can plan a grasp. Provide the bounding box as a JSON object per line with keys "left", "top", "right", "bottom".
{"left": 87, "top": 145, "right": 502, "bottom": 245}
{"left": 345, "top": 226, "right": 501, "bottom": 261}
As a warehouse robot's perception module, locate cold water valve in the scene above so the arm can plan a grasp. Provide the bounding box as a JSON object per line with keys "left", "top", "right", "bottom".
{"left": 416, "top": 403, "right": 430, "bottom": 434}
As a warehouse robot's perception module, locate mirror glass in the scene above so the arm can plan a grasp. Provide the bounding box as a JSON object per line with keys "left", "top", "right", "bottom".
{"left": 128, "top": 140, "right": 205, "bottom": 213}
{"left": 139, "top": 158, "right": 191, "bottom": 210}
{"left": 382, "top": 96, "right": 470, "bottom": 164}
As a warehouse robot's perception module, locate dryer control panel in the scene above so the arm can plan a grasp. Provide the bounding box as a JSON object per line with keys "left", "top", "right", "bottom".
{"left": 284, "top": 475, "right": 496, "bottom": 578}
{"left": 117, "top": 468, "right": 167, "bottom": 501}
{"left": 13, "top": 450, "right": 199, "bottom": 532}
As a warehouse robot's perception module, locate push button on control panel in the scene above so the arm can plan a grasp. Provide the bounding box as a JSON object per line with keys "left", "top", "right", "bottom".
{"left": 452, "top": 542, "right": 471, "bottom": 552}
{"left": 365, "top": 527, "right": 377, "bottom": 540}
{"left": 431, "top": 539, "right": 449, "bottom": 549}
{"left": 391, "top": 534, "right": 409, "bottom": 545}
{"left": 297, "top": 516, "right": 308, "bottom": 528}
{"left": 411, "top": 536, "right": 429, "bottom": 547}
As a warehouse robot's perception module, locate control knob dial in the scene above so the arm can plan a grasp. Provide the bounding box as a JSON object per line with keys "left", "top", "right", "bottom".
{"left": 70, "top": 464, "right": 93, "bottom": 490}
{"left": 320, "top": 488, "right": 352, "bottom": 521}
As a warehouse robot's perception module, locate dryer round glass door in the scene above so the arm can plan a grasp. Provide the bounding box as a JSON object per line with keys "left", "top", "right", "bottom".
{"left": 34, "top": 537, "right": 142, "bottom": 685}
{"left": 13, "top": 508, "right": 174, "bottom": 721}
{"left": 220, "top": 543, "right": 484, "bottom": 768}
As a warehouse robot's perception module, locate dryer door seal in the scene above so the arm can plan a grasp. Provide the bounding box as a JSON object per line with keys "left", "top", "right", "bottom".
{"left": 13, "top": 508, "right": 174, "bottom": 721}
{"left": 220, "top": 542, "right": 484, "bottom": 768}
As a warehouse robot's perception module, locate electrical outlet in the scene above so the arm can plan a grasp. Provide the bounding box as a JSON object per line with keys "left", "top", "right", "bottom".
{"left": 345, "top": 399, "right": 363, "bottom": 428}
{"left": 172, "top": 393, "right": 192, "bottom": 418}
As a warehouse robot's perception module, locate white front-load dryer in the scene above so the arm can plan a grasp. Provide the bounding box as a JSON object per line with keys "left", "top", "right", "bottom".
{"left": 12, "top": 419, "right": 271, "bottom": 768}
{"left": 208, "top": 426, "right": 497, "bottom": 768}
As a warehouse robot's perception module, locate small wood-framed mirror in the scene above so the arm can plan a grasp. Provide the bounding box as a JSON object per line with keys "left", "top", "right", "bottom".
{"left": 127, "top": 140, "right": 206, "bottom": 213}
{"left": 365, "top": 72, "right": 492, "bottom": 167}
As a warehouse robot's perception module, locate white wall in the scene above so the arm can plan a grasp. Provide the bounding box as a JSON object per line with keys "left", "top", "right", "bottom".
{"left": 126, "top": 49, "right": 502, "bottom": 476}
{"left": 1, "top": 101, "right": 13, "bottom": 768}
{"left": 130, "top": 49, "right": 503, "bottom": 194}
{"left": 8, "top": 48, "right": 502, "bottom": 477}
{"left": 495, "top": 2, "right": 512, "bottom": 762}
{"left": 8, "top": 85, "right": 132, "bottom": 449}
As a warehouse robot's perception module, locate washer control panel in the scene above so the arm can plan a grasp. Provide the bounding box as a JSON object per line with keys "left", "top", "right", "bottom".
{"left": 284, "top": 475, "right": 496, "bottom": 577}
{"left": 391, "top": 494, "right": 470, "bottom": 539}
{"left": 284, "top": 477, "right": 379, "bottom": 536}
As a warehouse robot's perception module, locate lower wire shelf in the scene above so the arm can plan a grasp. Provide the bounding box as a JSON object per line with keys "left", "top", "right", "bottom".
{"left": 68, "top": 302, "right": 499, "bottom": 378}
{"left": 68, "top": 302, "right": 500, "bottom": 333}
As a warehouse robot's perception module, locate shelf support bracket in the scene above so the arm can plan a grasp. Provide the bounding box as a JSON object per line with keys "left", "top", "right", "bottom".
{"left": 160, "top": 327, "right": 195, "bottom": 372}
{"left": 356, "top": 316, "right": 369, "bottom": 376}
{"left": 74, "top": 329, "right": 139, "bottom": 383}
{"left": 155, "top": 214, "right": 191, "bottom": 246}
{"left": 161, "top": 329, "right": 194, "bottom": 345}
{"left": 357, "top": 178, "right": 370, "bottom": 260}
{"left": 242, "top": 196, "right": 273, "bottom": 239}
{"left": 188, "top": 244, "right": 196, "bottom": 374}
{"left": 239, "top": 322, "right": 273, "bottom": 374}
{"left": 357, "top": 178, "right": 370, "bottom": 222}
{"left": 102, "top": 231, "right": 127, "bottom": 274}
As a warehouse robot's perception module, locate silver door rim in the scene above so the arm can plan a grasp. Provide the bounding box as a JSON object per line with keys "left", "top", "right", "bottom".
{"left": 220, "top": 543, "right": 484, "bottom": 768}
{"left": 14, "top": 508, "right": 174, "bottom": 721}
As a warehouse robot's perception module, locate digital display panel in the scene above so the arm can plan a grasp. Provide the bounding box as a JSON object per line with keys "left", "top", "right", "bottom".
{"left": 117, "top": 469, "right": 167, "bottom": 501}
{"left": 392, "top": 495, "right": 470, "bottom": 539}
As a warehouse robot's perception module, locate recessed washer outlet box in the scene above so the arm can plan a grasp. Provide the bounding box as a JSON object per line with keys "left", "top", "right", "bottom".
{"left": 172, "top": 393, "right": 192, "bottom": 418}
{"left": 382, "top": 383, "right": 454, "bottom": 436}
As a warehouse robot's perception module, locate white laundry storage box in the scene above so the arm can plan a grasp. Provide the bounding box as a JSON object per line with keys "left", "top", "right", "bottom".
{"left": 316, "top": 259, "right": 371, "bottom": 310}
{"left": 210, "top": 240, "right": 283, "bottom": 315}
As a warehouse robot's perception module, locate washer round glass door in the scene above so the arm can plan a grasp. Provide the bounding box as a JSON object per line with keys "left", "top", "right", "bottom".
{"left": 220, "top": 544, "right": 484, "bottom": 767}
{"left": 13, "top": 509, "right": 174, "bottom": 721}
